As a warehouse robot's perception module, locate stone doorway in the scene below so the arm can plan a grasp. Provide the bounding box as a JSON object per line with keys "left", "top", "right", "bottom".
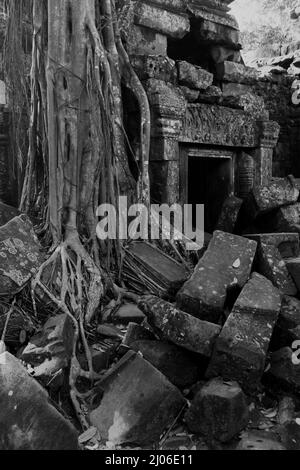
{"left": 180, "top": 147, "right": 235, "bottom": 233}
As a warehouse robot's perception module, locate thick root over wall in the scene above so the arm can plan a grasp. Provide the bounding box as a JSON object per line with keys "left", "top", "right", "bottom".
{"left": 7, "top": 0, "right": 151, "bottom": 429}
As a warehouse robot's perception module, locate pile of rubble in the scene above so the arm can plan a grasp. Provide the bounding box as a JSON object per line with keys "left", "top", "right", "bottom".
{"left": 3, "top": 178, "right": 300, "bottom": 450}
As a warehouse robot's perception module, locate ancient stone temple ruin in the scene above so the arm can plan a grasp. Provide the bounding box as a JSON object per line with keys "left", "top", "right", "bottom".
{"left": 124, "top": 0, "right": 281, "bottom": 231}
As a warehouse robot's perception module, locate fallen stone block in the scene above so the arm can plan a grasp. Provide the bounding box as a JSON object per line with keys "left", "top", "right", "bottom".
{"left": 89, "top": 351, "right": 186, "bottom": 446}
{"left": 272, "top": 296, "right": 300, "bottom": 349}
{"left": 0, "top": 215, "right": 43, "bottom": 296}
{"left": 256, "top": 243, "right": 297, "bottom": 296}
{"left": 215, "top": 196, "right": 243, "bottom": 233}
{"left": 274, "top": 203, "right": 300, "bottom": 233}
{"left": 247, "top": 178, "right": 299, "bottom": 216}
{"left": 122, "top": 322, "right": 156, "bottom": 349}
{"left": 20, "top": 314, "right": 75, "bottom": 390}
{"left": 264, "top": 347, "right": 300, "bottom": 396}
{"left": 131, "top": 340, "right": 199, "bottom": 388}
{"left": 206, "top": 273, "right": 282, "bottom": 392}
{"left": 0, "top": 352, "right": 78, "bottom": 450}
{"left": 176, "top": 231, "right": 257, "bottom": 323}
{"left": 177, "top": 61, "right": 213, "bottom": 90}
{"left": 185, "top": 378, "right": 249, "bottom": 442}
{"left": 138, "top": 296, "right": 221, "bottom": 358}
{"left": 244, "top": 233, "right": 300, "bottom": 259}
{"left": 236, "top": 431, "right": 286, "bottom": 450}
{"left": 123, "top": 241, "right": 189, "bottom": 299}
{"left": 285, "top": 257, "right": 300, "bottom": 291}
{"left": 113, "top": 303, "right": 145, "bottom": 325}
{"left": 216, "top": 61, "right": 259, "bottom": 84}
{"left": 180, "top": 86, "right": 200, "bottom": 102}
{"left": 0, "top": 201, "right": 20, "bottom": 227}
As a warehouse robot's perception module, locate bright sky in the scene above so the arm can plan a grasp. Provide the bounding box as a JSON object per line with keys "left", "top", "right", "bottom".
{"left": 231, "top": 0, "right": 266, "bottom": 29}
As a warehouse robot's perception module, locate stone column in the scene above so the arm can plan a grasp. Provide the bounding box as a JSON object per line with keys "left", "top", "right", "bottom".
{"left": 146, "top": 79, "right": 186, "bottom": 205}
{"left": 254, "top": 120, "right": 280, "bottom": 186}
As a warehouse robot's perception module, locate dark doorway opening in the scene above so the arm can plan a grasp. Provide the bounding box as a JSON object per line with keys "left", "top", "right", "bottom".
{"left": 188, "top": 156, "right": 234, "bottom": 233}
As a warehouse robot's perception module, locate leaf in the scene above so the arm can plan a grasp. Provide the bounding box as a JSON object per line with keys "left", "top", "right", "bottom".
{"left": 232, "top": 258, "right": 241, "bottom": 269}
{"left": 78, "top": 426, "right": 98, "bottom": 444}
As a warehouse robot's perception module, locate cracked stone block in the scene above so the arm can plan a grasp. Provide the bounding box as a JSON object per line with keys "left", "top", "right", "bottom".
{"left": 248, "top": 178, "right": 299, "bottom": 216}
{"left": 236, "top": 432, "right": 286, "bottom": 450}
{"left": 256, "top": 243, "right": 297, "bottom": 296}
{"left": 245, "top": 233, "right": 300, "bottom": 259}
{"left": 0, "top": 201, "right": 20, "bottom": 227}
{"left": 176, "top": 231, "right": 257, "bottom": 323}
{"left": 20, "top": 314, "right": 75, "bottom": 390}
{"left": 177, "top": 61, "right": 213, "bottom": 90}
{"left": 0, "top": 352, "right": 78, "bottom": 450}
{"left": 89, "top": 351, "right": 186, "bottom": 446}
{"left": 285, "top": 257, "right": 300, "bottom": 291}
{"left": 0, "top": 215, "right": 43, "bottom": 297}
{"left": 264, "top": 347, "right": 300, "bottom": 396}
{"left": 207, "top": 273, "right": 282, "bottom": 392}
{"left": 131, "top": 340, "right": 199, "bottom": 388}
{"left": 215, "top": 196, "right": 243, "bottom": 233}
{"left": 185, "top": 378, "right": 249, "bottom": 442}
{"left": 138, "top": 295, "right": 221, "bottom": 358}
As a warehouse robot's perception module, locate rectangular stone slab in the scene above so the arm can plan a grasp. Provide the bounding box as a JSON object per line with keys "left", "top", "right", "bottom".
{"left": 89, "top": 351, "right": 186, "bottom": 446}
{"left": 138, "top": 295, "right": 221, "bottom": 357}
{"left": 176, "top": 231, "right": 257, "bottom": 323}
{"left": 0, "top": 353, "right": 78, "bottom": 450}
{"left": 248, "top": 178, "right": 299, "bottom": 216}
{"left": 206, "top": 273, "right": 282, "bottom": 392}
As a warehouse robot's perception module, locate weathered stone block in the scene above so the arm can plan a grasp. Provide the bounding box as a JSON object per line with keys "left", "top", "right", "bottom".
{"left": 207, "top": 273, "right": 282, "bottom": 392}
{"left": 127, "top": 25, "right": 167, "bottom": 56}
{"left": 134, "top": 3, "right": 190, "bottom": 39}
{"left": 0, "top": 201, "right": 20, "bottom": 227}
{"left": 131, "top": 55, "right": 176, "bottom": 82}
{"left": 215, "top": 195, "right": 243, "bottom": 233}
{"left": 195, "top": 19, "right": 240, "bottom": 48}
{"left": 250, "top": 178, "right": 299, "bottom": 216}
{"left": 122, "top": 322, "right": 156, "bottom": 349}
{"left": 264, "top": 347, "right": 300, "bottom": 396}
{"left": 131, "top": 340, "right": 199, "bottom": 388}
{"left": 20, "top": 314, "right": 75, "bottom": 389}
{"left": 176, "top": 231, "right": 257, "bottom": 323}
{"left": 138, "top": 295, "right": 221, "bottom": 357}
{"left": 256, "top": 243, "right": 297, "bottom": 296}
{"left": 113, "top": 303, "right": 145, "bottom": 325}
{"left": 0, "top": 352, "right": 78, "bottom": 450}
{"left": 272, "top": 296, "right": 300, "bottom": 349}
{"left": 0, "top": 215, "right": 43, "bottom": 297}
{"left": 244, "top": 233, "right": 300, "bottom": 259}
{"left": 285, "top": 257, "right": 300, "bottom": 291}
{"left": 274, "top": 204, "right": 300, "bottom": 233}
{"left": 177, "top": 61, "right": 213, "bottom": 90}
{"left": 216, "top": 61, "right": 259, "bottom": 84}
{"left": 89, "top": 351, "right": 186, "bottom": 446}
{"left": 180, "top": 86, "right": 200, "bottom": 102}
{"left": 185, "top": 378, "right": 249, "bottom": 442}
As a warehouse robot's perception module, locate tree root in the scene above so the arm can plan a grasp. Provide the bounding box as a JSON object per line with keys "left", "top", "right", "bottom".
{"left": 31, "top": 234, "right": 104, "bottom": 429}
